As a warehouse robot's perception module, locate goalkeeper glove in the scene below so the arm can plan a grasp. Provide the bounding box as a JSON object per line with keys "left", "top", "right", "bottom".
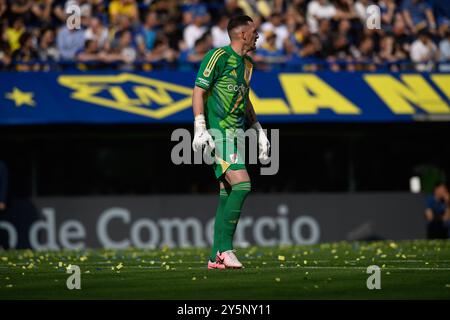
{"left": 192, "top": 114, "right": 215, "bottom": 153}
{"left": 252, "top": 121, "right": 270, "bottom": 161}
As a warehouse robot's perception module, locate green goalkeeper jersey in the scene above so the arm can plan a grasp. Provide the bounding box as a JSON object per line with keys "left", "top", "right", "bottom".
{"left": 195, "top": 45, "right": 254, "bottom": 131}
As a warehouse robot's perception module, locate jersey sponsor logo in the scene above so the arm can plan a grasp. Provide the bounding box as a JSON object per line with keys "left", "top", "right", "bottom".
{"left": 203, "top": 49, "right": 225, "bottom": 77}
{"left": 58, "top": 73, "right": 192, "bottom": 119}
{"left": 229, "top": 153, "right": 238, "bottom": 164}
{"left": 227, "top": 83, "right": 248, "bottom": 94}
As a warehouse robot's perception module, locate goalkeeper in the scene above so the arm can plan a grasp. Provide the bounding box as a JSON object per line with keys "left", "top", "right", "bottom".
{"left": 191, "top": 15, "right": 270, "bottom": 269}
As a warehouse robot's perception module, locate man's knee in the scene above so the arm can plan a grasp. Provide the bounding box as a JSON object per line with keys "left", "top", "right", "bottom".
{"left": 231, "top": 181, "right": 251, "bottom": 195}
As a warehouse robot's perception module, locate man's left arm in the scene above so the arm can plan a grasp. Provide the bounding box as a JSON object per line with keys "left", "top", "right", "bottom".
{"left": 245, "top": 96, "right": 257, "bottom": 127}
{"left": 246, "top": 97, "right": 270, "bottom": 161}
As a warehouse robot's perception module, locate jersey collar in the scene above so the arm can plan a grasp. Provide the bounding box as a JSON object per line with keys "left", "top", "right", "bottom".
{"left": 224, "top": 45, "right": 243, "bottom": 60}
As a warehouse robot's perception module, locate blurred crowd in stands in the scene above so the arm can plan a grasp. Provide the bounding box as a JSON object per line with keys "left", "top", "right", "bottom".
{"left": 0, "top": 0, "right": 449, "bottom": 72}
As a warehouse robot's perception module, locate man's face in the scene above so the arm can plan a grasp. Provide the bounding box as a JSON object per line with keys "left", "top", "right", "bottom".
{"left": 271, "top": 15, "right": 281, "bottom": 27}
{"left": 241, "top": 21, "right": 259, "bottom": 51}
{"left": 419, "top": 35, "right": 426, "bottom": 43}
{"left": 435, "top": 185, "right": 448, "bottom": 199}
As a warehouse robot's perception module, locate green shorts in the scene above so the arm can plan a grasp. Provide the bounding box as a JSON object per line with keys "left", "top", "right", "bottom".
{"left": 210, "top": 130, "right": 246, "bottom": 180}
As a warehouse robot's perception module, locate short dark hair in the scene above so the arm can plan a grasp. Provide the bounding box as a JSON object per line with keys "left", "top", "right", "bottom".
{"left": 227, "top": 15, "right": 253, "bottom": 37}
{"left": 418, "top": 29, "right": 430, "bottom": 38}
{"left": 19, "top": 32, "right": 32, "bottom": 47}
{"left": 434, "top": 181, "right": 446, "bottom": 190}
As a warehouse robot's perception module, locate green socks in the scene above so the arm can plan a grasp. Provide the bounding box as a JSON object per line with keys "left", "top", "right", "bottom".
{"left": 210, "top": 188, "right": 229, "bottom": 262}
{"left": 220, "top": 181, "right": 251, "bottom": 252}
{"left": 210, "top": 181, "right": 251, "bottom": 262}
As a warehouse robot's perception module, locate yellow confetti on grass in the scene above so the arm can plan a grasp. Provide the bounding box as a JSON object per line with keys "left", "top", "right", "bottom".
{"left": 192, "top": 277, "right": 197, "bottom": 281}
{"left": 58, "top": 262, "right": 63, "bottom": 267}
{"left": 278, "top": 255, "right": 285, "bottom": 261}
{"left": 6, "top": 284, "right": 13, "bottom": 288}
{"left": 275, "top": 278, "right": 281, "bottom": 282}
{"left": 303, "top": 260, "right": 308, "bottom": 265}
{"left": 389, "top": 242, "right": 398, "bottom": 249}
{"left": 27, "top": 263, "right": 34, "bottom": 269}
{"left": 1, "top": 257, "right": 8, "bottom": 262}
{"left": 116, "top": 263, "right": 123, "bottom": 270}
{"left": 80, "top": 256, "right": 87, "bottom": 262}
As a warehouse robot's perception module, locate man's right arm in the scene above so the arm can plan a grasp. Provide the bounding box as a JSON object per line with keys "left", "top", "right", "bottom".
{"left": 192, "top": 48, "right": 226, "bottom": 151}
{"left": 192, "top": 85, "right": 207, "bottom": 117}
{"left": 425, "top": 208, "right": 434, "bottom": 221}
{"left": 192, "top": 86, "right": 215, "bottom": 152}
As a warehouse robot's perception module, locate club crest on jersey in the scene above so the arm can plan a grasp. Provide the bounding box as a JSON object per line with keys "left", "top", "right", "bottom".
{"left": 230, "top": 153, "right": 238, "bottom": 164}
{"left": 203, "top": 69, "right": 212, "bottom": 77}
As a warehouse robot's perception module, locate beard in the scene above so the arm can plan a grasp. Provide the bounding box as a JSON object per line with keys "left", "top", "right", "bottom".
{"left": 247, "top": 41, "right": 257, "bottom": 52}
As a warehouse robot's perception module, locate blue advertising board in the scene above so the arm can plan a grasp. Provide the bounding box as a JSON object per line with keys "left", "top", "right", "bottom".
{"left": 1, "top": 71, "right": 449, "bottom": 124}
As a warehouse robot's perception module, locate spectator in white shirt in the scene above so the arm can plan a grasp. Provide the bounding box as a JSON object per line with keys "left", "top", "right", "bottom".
{"left": 183, "top": 11, "right": 208, "bottom": 50}
{"left": 307, "top": 0, "right": 337, "bottom": 34}
{"left": 261, "top": 13, "right": 289, "bottom": 50}
{"left": 439, "top": 31, "right": 450, "bottom": 71}
{"left": 211, "top": 15, "right": 229, "bottom": 48}
{"left": 410, "top": 31, "right": 438, "bottom": 71}
{"left": 84, "top": 16, "right": 109, "bottom": 50}
{"left": 439, "top": 32, "right": 450, "bottom": 61}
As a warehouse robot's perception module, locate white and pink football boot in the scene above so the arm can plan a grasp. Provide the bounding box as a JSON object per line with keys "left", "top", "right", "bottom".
{"left": 207, "top": 260, "right": 225, "bottom": 269}
{"left": 207, "top": 251, "right": 226, "bottom": 269}
{"left": 217, "top": 250, "right": 243, "bottom": 269}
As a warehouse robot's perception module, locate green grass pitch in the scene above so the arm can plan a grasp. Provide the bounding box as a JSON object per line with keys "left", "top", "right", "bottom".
{"left": 0, "top": 240, "right": 449, "bottom": 299}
